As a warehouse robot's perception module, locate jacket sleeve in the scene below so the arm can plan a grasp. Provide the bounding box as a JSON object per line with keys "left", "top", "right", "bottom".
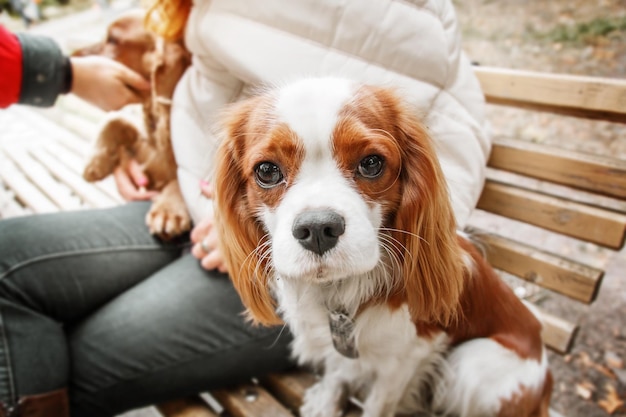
{"left": 0, "top": 26, "right": 22, "bottom": 108}
{"left": 15, "top": 32, "right": 72, "bottom": 107}
{"left": 0, "top": 26, "right": 71, "bottom": 108}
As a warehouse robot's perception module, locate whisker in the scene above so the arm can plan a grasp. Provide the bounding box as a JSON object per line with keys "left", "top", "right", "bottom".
{"left": 378, "top": 230, "right": 414, "bottom": 264}
{"left": 237, "top": 234, "right": 273, "bottom": 288}
{"left": 379, "top": 227, "right": 429, "bottom": 246}
{"left": 266, "top": 323, "right": 291, "bottom": 350}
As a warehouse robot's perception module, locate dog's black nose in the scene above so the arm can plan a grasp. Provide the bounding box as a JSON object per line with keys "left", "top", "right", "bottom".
{"left": 292, "top": 210, "right": 345, "bottom": 256}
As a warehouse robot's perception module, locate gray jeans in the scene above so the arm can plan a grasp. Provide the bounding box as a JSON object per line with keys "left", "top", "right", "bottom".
{"left": 0, "top": 203, "right": 293, "bottom": 416}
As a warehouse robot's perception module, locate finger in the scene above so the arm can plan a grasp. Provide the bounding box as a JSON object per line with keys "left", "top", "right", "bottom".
{"left": 199, "top": 180, "right": 213, "bottom": 198}
{"left": 190, "top": 219, "right": 212, "bottom": 243}
{"left": 128, "top": 159, "right": 149, "bottom": 188}
{"left": 120, "top": 66, "right": 151, "bottom": 91}
{"left": 203, "top": 232, "right": 219, "bottom": 250}
{"left": 120, "top": 89, "right": 143, "bottom": 106}
{"left": 191, "top": 241, "right": 206, "bottom": 259}
{"left": 190, "top": 211, "right": 216, "bottom": 243}
{"left": 113, "top": 166, "right": 157, "bottom": 201}
{"left": 201, "top": 249, "right": 227, "bottom": 272}
{"left": 113, "top": 165, "right": 140, "bottom": 200}
{"left": 217, "top": 262, "right": 229, "bottom": 274}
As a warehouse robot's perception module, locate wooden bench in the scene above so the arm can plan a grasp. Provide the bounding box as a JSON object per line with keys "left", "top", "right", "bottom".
{"left": 1, "top": 67, "right": 625, "bottom": 417}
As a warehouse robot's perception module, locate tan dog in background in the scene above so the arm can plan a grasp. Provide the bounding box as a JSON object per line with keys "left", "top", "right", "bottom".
{"left": 77, "top": 9, "right": 191, "bottom": 239}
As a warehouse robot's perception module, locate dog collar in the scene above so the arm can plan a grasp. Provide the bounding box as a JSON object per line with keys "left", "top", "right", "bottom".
{"left": 329, "top": 309, "right": 359, "bottom": 359}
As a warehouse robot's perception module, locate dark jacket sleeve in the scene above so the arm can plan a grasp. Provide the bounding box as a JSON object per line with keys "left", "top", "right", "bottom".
{"left": 15, "top": 32, "right": 72, "bottom": 107}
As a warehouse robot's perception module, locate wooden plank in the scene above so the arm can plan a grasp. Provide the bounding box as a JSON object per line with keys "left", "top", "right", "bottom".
{"left": 0, "top": 153, "right": 59, "bottom": 214}
{"left": 538, "top": 309, "right": 578, "bottom": 354}
{"left": 56, "top": 94, "right": 107, "bottom": 124}
{"left": 211, "top": 383, "right": 293, "bottom": 417}
{"left": 44, "top": 142, "right": 124, "bottom": 204}
{"left": 263, "top": 370, "right": 317, "bottom": 411}
{"left": 474, "top": 66, "right": 626, "bottom": 123}
{"left": 0, "top": 185, "right": 31, "bottom": 218}
{"left": 43, "top": 141, "right": 89, "bottom": 177}
{"left": 475, "top": 232, "right": 604, "bottom": 304}
{"left": 29, "top": 147, "right": 119, "bottom": 208}
{"left": 118, "top": 406, "right": 163, "bottom": 417}
{"left": 4, "top": 146, "right": 82, "bottom": 211}
{"left": 485, "top": 168, "right": 626, "bottom": 215}
{"left": 477, "top": 180, "right": 626, "bottom": 249}
{"left": 263, "top": 372, "right": 363, "bottom": 417}
{"left": 488, "top": 138, "right": 626, "bottom": 199}
{"left": 157, "top": 396, "right": 218, "bottom": 417}
{"left": 52, "top": 110, "right": 101, "bottom": 143}
{"left": 52, "top": 127, "right": 93, "bottom": 158}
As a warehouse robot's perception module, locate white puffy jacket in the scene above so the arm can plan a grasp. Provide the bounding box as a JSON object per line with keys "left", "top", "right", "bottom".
{"left": 172, "top": 0, "right": 490, "bottom": 227}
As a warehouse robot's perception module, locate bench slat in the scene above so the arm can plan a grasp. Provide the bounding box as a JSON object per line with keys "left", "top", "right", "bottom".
{"left": 477, "top": 180, "right": 626, "bottom": 249}
{"left": 157, "top": 397, "right": 218, "bottom": 417}
{"left": 474, "top": 231, "right": 603, "bottom": 304}
{"left": 474, "top": 67, "right": 626, "bottom": 123}
{"left": 29, "top": 147, "right": 119, "bottom": 209}
{"left": 44, "top": 142, "right": 124, "bottom": 204}
{"left": 4, "top": 146, "right": 82, "bottom": 211}
{"left": 211, "top": 383, "right": 294, "bottom": 417}
{"left": 485, "top": 169, "right": 626, "bottom": 215}
{"left": 263, "top": 372, "right": 364, "bottom": 417}
{"left": 262, "top": 371, "right": 317, "bottom": 411}
{"left": 50, "top": 124, "right": 93, "bottom": 158}
{"left": 488, "top": 138, "right": 626, "bottom": 200}
{"left": 0, "top": 186, "right": 31, "bottom": 218}
{"left": 0, "top": 153, "right": 59, "bottom": 214}
{"left": 50, "top": 110, "right": 100, "bottom": 142}
{"left": 538, "top": 309, "right": 579, "bottom": 354}
{"left": 43, "top": 141, "right": 89, "bottom": 177}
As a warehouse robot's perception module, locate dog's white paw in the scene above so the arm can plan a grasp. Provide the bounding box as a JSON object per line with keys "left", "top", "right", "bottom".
{"left": 300, "top": 381, "right": 346, "bottom": 417}
{"left": 145, "top": 200, "right": 191, "bottom": 240}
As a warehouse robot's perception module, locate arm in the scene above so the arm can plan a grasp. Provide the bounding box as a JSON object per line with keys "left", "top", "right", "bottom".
{"left": 0, "top": 25, "right": 149, "bottom": 110}
{"left": 69, "top": 56, "right": 151, "bottom": 111}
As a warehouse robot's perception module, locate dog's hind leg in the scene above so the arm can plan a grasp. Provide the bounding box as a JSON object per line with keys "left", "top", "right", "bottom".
{"left": 83, "top": 115, "right": 142, "bottom": 182}
{"left": 431, "top": 338, "right": 551, "bottom": 417}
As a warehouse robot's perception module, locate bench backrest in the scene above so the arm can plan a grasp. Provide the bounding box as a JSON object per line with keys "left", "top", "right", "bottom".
{"left": 471, "top": 67, "right": 626, "bottom": 353}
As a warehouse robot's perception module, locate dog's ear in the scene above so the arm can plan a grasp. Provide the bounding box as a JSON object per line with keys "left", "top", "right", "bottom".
{"left": 391, "top": 103, "right": 466, "bottom": 327}
{"left": 152, "top": 39, "right": 191, "bottom": 99}
{"left": 214, "top": 97, "right": 283, "bottom": 326}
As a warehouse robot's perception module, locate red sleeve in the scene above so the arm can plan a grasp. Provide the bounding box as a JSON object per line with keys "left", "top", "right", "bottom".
{"left": 0, "top": 25, "right": 23, "bottom": 108}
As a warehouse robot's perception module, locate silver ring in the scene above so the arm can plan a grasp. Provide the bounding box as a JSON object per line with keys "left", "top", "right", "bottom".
{"left": 201, "top": 239, "right": 211, "bottom": 253}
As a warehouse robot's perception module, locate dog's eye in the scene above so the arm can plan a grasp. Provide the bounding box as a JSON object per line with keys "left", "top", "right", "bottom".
{"left": 358, "top": 155, "right": 384, "bottom": 179}
{"left": 255, "top": 162, "right": 283, "bottom": 188}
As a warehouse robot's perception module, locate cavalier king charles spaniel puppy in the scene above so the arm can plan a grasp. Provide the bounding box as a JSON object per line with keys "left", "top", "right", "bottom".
{"left": 77, "top": 10, "right": 191, "bottom": 239}
{"left": 213, "top": 78, "right": 552, "bottom": 417}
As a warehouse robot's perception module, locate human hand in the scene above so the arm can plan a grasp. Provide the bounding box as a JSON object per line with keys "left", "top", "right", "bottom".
{"left": 113, "top": 158, "right": 159, "bottom": 201}
{"left": 70, "top": 56, "right": 151, "bottom": 111}
{"left": 190, "top": 181, "right": 229, "bottom": 273}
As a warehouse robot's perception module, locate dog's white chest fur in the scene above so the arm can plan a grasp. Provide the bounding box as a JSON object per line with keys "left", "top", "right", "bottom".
{"left": 276, "top": 279, "right": 447, "bottom": 415}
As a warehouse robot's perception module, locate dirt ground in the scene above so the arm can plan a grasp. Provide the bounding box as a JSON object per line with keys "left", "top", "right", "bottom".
{"left": 455, "top": 1, "right": 626, "bottom": 416}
